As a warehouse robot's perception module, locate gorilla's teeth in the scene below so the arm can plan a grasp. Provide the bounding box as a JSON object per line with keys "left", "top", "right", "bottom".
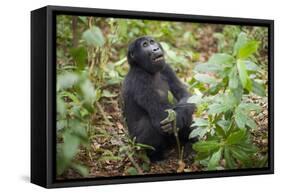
{"left": 155, "top": 56, "right": 163, "bottom": 61}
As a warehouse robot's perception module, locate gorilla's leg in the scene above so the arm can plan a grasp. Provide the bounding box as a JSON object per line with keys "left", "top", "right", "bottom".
{"left": 131, "top": 117, "right": 171, "bottom": 161}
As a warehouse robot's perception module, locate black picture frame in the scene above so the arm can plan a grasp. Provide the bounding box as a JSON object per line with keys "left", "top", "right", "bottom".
{"left": 31, "top": 5, "right": 274, "bottom": 188}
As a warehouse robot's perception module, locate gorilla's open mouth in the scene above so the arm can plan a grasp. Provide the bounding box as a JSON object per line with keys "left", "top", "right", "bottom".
{"left": 152, "top": 54, "right": 164, "bottom": 62}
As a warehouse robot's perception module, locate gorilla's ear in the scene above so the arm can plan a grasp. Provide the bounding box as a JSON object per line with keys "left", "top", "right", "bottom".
{"left": 129, "top": 50, "right": 134, "bottom": 58}
{"left": 127, "top": 43, "right": 135, "bottom": 61}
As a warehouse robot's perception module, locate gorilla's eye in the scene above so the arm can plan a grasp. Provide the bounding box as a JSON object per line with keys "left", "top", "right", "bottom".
{"left": 150, "top": 39, "right": 155, "bottom": 44}
{"left": 142, "top": 41, "right": 148, "bottom": 47}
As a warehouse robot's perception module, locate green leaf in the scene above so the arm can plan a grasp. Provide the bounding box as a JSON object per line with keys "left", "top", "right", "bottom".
{"left": 236, "top": 143, "right": 257, "bottom": 154}
{"left": 244, "top": 61, "right": 259, "bottom": 72}
{"left": 82, "top": 26, "right": 105, "bottom": 47}
{"left": 252, "top": 80, "right": 266, "bottom": 97}
{"left": 230, "top": 146, "right": 250, "bottom": 162}
{"left": 238, "top": 41, "right": 259, "bottom": 59}
{"left": 57, "top": 96, "right": 66, "bottom": 116}
{"left": 194, "top": 74, "right": 217, "bottom": 84}
{"left": 62, "top": 132, "right": 80, "bottom": 161}
{"left": 57, "top": 72, "right": 79, "bottom": 90}
{"left": 208, "top": 148, "right": 222, "bottom": 170}
{"left": 69, "top": 120, "right": 88, "bottom": 142}
{"left": 69, "top": 47, "right": 87, "bottom": 69}
{"left": 187, "top": 95, "right": 202, "bottom": 104}
{"left": 208, "top": 103, "right": 231, "bottom": 114}
{"left": 226, "top": 130, "right": 246, "bottom": 145}
{"left": 195, "top": 63, "right": 221, "bottom": 73}
{"left": 126, "top": 167, "right": 138, "bottom": 175}
{"left": 71, "top": 163, "right": 89, "bottom": 177}
{"left": 217, "top": 120, "right": 231, "bottom": 132}
{"left": 192, "top": 118, "right": 209, "bottom": 127}
{"left": 245, "top": 117, "right": 257, "bottom": 129}
{"left": 239, "top": 103, "right": 262, "bottom": 112}
{"left": 207, "top": 53, "right": 235, "bottom": 65}
{"left": 80, "top": 79, "right": 96, "bottom": 104}
{"left": 189, "top": 127, "right": 208, "bottom": 139}
{"left": 228, "top": 67, "right": 239, "bottom": 89}
{"left": 237, "top": 59, "right": 252, "bottom": 91}
{"left": 224, "top": 147, "right": 236, "bottom": 169}
{"left": 234, "top": 32, "right": 248, "bottom": 56}
{"left": 193, "top": 140, "right": 220, "bottom": 153}
{"left": 234, "top": 109, "right": 247, "bottom": 129}
{"left": 57, "top": 120, "right": 67, "bottom": 131}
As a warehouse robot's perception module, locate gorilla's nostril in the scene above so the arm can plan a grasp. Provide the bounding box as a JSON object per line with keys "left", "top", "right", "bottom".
{"left": 153, "top": 47, "right": 159, "bottom": 52}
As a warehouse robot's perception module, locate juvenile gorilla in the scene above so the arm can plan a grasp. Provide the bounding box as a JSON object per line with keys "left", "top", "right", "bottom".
{"left": 122, "top": 36, "right": 195, "bottom": 161}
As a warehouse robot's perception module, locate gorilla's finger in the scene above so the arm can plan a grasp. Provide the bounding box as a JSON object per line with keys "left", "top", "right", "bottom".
{"left": 160, "top": 118, "right": 171, "bottom": 125}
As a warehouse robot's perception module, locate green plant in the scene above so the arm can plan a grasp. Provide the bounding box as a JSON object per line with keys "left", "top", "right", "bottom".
{"left": 188, "top": 32, "right": 267, "bottom": 170}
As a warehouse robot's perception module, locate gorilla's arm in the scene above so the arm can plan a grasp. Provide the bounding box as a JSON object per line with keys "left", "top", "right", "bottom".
{"left": 161, "top": 65, "right": 190, "bottom": 105}
{"left": 132, "top": 69, "right": 172, "bottom": 134}
{"left": 161, "top": 65, "right": 195, "bottom": 129}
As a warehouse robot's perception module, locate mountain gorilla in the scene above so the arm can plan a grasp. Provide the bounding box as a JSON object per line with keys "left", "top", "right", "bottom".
{"left": 122, "top": 36, "right": 195, "bottom": 161}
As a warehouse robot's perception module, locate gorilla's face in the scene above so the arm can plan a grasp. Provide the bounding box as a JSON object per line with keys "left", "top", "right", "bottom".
{"left": 127, "top": 36, "right": 166, "bottom": 74}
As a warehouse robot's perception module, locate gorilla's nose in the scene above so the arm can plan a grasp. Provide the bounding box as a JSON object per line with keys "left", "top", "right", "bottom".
{"left": 153, "top": 47, "right": 160, "bottom": 52}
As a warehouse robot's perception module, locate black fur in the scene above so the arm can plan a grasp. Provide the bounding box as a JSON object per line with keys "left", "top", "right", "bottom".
{"left": 122, "top": 36, "right": 195, "bottom": 161}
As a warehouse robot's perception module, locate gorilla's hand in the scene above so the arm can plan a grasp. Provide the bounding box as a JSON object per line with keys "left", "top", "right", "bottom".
{"left": 174, "top": 103, "right": 195, "bottom": 129}
{"left": 160, "top": 109, "right": 176, "bottom": 135}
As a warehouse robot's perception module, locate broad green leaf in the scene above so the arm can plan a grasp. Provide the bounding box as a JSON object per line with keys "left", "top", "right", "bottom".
{"left": 193, "top": 140, "right": 220, "bottom": 153}
{"left": 217, "top": 120, "right": 231, "bottom": 132}
{"left": 71, "top": 163, "right": 89, "bottom": 177}
{"left": 234, "top": 109, "right": 247, "bottom": 129}
{"left": 57, "top": 120, "right": 67, "bottom": 131}
{"left": 237, "top": 59, "right": 252, "bottom": 91}
{"left": 195, "top": 151, "right": 210, "bottom": 160}
{"left": 238, "top": 41, "right": 259, "bottom": 59}
{"left": 224, "top": 147, "right": 236, "bottom": 169}
{"left": 208, "top": 103, "right": 231, "bottom": 114}
{"left": 57, "top": 96, "right": 66, "bottom": 116}
{"left": 230, "top": 146, "right": 250, "bottom": 162}
{"left": 194, "top": 74, "right": 217, "bottom": 84}
{"left": 187, "top": 95, "right": 202, "bottom": 104}
{"left": 82, "top": 26, "right": 105, "bottom": 47}
{"left": 57, "top": 72, "right": 79, "bottom": 90}
{"left": 228, "top": 67, "right": 239, "bottom": 89}
{"left": 237, "top": 143, "right": 257, "bottom": 154}
{"left": 69, "top": 120, "right": 88, "bottom": 141}
{"left": 62, "top": 132, "right": 80, "bottom": 161}
{"left": 80, "top": 79, "right": 96, "bottom": 104}
{"left": 245, "top": 117, "right": 257, "bottom": 129}
{"left": 226, "top": 130, "right": 246, "bottom": 145}
{"left": 244, "top": 61, "right": 259, "bottom": 72}
{"left": 252, "top": 80, "right": 266, "bottom": 97}
{"left": 126, "top": 167, "right": 138, "bottom": 175}
{"left": 231, "top": 85, "right": 243, "bottom": 104}
{"left": 239, "top": 103, "right": 261, "bottom": 112}
{"left": 234, "top": 32, "right": 248, "bottom": 56}
{"left": 207, "top": 53, "right": 235, "bottom": 65}
{"left": 189, "top": 127, "right": 208, "bottom": 139}
{"left": 69, "top": 47, "right": 87, "bottom": 69}
{"left": 195, "top": 63, "right": 221, "bottom": 73}
{"left": 208, "top": 148, "right": 222, "bottom": 170}
{"left": 192, "top": 118, "right": 209, "bottom": 127}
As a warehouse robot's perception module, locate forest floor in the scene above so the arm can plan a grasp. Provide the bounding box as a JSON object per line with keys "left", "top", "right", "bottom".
{"left": 59, "top": 93, "right": 268, "bottom": 180}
